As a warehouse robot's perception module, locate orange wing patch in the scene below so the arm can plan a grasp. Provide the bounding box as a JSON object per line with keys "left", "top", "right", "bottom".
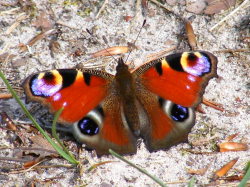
{"left": 101, "top": 113, "right": 130, "bottom": 146}
{"left": 47, "top": 71, "right": 110, "bottom": 124}
{"left": 149, "top": 106, "right": 173, "bottom": 140}
{"left": 141, "top": 66, "right": 202, "bottom": 107}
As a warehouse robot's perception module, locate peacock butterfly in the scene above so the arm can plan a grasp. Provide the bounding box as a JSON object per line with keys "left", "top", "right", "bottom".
{"left": 22, "top": 51, "right": 217, "bottom": 156}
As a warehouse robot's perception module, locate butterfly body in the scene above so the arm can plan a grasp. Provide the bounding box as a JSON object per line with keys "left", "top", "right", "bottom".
{"left": 115, "top": 59, "right": 140, "bottom": 135}
{"left": 22, "top": 51, "right": 217, "bottom": 156}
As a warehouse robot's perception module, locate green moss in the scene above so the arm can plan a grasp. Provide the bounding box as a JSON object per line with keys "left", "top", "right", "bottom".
{"left": 77, "top": 8, "right": 92, "bottom": 18}
{"left": 63, "top": 0, "right": 78, "bottom": 6}
{"left": 210, "top": 140, "right": 218, "bottom": 152}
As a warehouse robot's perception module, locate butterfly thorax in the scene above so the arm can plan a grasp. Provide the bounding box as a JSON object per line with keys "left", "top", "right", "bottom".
{"left": 115, "top": 58, "right": 140, "bottom": 136}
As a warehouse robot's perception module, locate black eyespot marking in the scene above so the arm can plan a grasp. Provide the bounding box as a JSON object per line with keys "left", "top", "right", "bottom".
{"left": 154, "top": 62, "right": 163, "bottom": 76}
{"left": 202, "top": 53, "right": 212, "bottom": 62}
{"left": 83, "top": 72, "right": 91, "bottom": 86}
{"left": 165, "top": 54, "right": 184, "bottom": 72}
{"left": 171, "top": 104, "right": 189, "bottom": 122}
{"left": 44, "top": 72, "right": 55, "bottom": 79}
{"left": 29, "top": 74, "right": 39, "bottom": 93}
{"left": 58, "top": 70, "right": 77, "bottom": 88}
{"left": 187, "top": 53, "right": 198, "bottom": 61}
{"left": 78, "top": 117, "right": 99, "bottom": 135}
{"left": 158, "top": 97, "right": 165, "bottom": 108}
{"left": 96, "top": 106, "right": 105, "bottom": 118}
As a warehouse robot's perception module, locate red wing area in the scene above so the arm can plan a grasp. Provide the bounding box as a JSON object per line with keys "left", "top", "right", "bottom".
{"left": 135, "top": 51, "right": 217, "bottom": 108}
{"left": 22, "top": 69, "right": 112, "bottom": 124}
{"left": 145, "top": 103, "right": 174, "bottom": 141}
{"left": 101, "top": 112, "right": 131, "bottom": 146}
{"left": 72, "top": 96, "right": 137, "bottom": 157}
{"left": 98, "top": 98, "right": 137, "bottom": 156}
{"left": 140, "top": 65, "right": 202, "bottom": 107}
{"left": 137, "top": 90, "right": 194, "bottom": 152}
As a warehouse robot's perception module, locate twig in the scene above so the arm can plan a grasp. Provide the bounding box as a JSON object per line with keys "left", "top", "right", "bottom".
{"left": 5, "top": 13, "right": 30, "bottom": 35}
{"left": 149, "top": 0, "right": 172, "bottom": 12}
{"left": 0, "top": 93, "right": 12, "bottom": 99}
{"left": 202, "top": 97, "right": 224, "bottom": 112}
{"left": 2, "top": 53, "right": 11, "bottom": 68}
{"left": 214, "top": 48, "right": 250, "bottom": 53}
{"left": 150, "top": 46, "right": 177, "bottom": 58}
{"left": 19, "top": 29, "right": 56, "bottom": 53}
{"left": 0, "top": 42, "right": 10, "bottom": 54}
{"left": 209, "top": 0, "right": 249, "bottom": 32}
{"left": 56, "top": 20, "right": 79, "bottom": 29}
{"left": 95, "top": 0, "right": 108, "bottom": 19}
{"left": 125, "top": 0, "right": 141, "bottom": 35}
{"left": 0, "top": 157, "right": 29, "bottom": 163}
{"left": 149, "top": 0, "right": 183, "bottom": 20}
{"left": 0, "top": 7, "right": 20, "bottom": 16}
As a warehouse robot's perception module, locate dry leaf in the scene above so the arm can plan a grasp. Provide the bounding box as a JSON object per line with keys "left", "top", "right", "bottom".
{"left": 29, "top": 135, "right": 60, "bottom": 157}
{"left": 92, "top": 46, "right": 129, "bottom": 58}
{"left": 49, "top": 40, "right": 61, "bottom": 57}
{"left": 204, "top": 0, "right": 237, "bottom": 15}
{"left": 186, "top": 1, "right": 207, "bottom": 14}
{"left": 185, "top": 19, "right": 197, "bottom": 50}
{"left": 178, "top": 0, "right": 186, "bottom": 6}
{"left": 212, "top": 157, "right": 239, "bottom": 180}
{"left": 224, "top": 133, "right": 238, "bottom": 142}
{"left": 164, "top": 39, "right": 175, "bottom": 46}
{"left": 0, "top": 53, "right": 16, "bottom": 63}
{"left": 32, "top": 12, "right": 53, "bottom": 32}
{"left": 166, "top": 0, "right": 177, "bottom": 6}
{"left": 219, "top": 142, "right": 248, "bottom": 152}
{"left": 142, "top": 0, "right": 148, "bottom": 15}
{"left": 1, "top": 112, "right": 16, "bottom": 131}
{"left": 12, "top": 58, "right": 26, "bottom": 68}
{"left": 23, "top": 155, "right": 44, "bottom": 169}
{"left": 187, "top": 167, "right": 208, "bottom": 175}
{"left": 125, "top": 16, "right": 133, "bottom": 22}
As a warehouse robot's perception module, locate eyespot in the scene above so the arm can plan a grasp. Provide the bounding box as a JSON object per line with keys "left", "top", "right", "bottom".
{"left": 171, "top": 104, "right": 188, "bottom": 122}
{"left": 158, "top": 98, "right": 195, "bottom": 125}
{"left": 78, "top": 117, "right": 99, "bottom": 135}
{"left": 72, "top": 107, "right": 104, "bottom": 143}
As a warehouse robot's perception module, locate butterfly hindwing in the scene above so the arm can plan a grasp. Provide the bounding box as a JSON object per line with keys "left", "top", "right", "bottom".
{"left": 72, "top": 98, "right": 137, "bottom": 156}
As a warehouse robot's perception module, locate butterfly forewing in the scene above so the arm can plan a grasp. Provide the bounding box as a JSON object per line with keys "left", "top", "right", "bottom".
{"left": 133, "top": 51, "right": 218, "bottom": 108}
{"left": 22, "top": 69, "right": 113, "bottom": 124}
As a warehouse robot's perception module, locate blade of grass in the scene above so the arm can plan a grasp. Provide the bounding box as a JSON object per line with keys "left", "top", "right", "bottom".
{"left": 0, "top": 70, "right": 78, "bottom": 165}
{"left": 188, "top": 176, "right": 195, "bottom": 187}
{"left": 109, "top": 149, "right": 167, "bottom": 187}
{"left": 239, "top": 162, "right": 250, "bottom": 187}
{"left": 88, "top": 161, "right": 116, "bottom": 172}
{"left": 52, "top": 107, "right": 78, "bottom": 163}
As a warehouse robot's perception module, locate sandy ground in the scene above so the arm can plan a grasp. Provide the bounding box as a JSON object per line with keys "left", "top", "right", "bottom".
{"left": 0, "top": 0, "right": 250, "bottom": 186}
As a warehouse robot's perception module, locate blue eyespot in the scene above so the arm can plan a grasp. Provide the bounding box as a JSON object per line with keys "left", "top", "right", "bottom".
{"left": 171, "top": 104, "right": 189, "bottom": 122}
{"left": 78, "top": 117, "right": 99, "bottom": 135}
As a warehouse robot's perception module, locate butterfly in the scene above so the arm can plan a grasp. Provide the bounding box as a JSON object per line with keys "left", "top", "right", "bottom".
{"left": 22, "top": 51, "right": 217, "bottom": 157}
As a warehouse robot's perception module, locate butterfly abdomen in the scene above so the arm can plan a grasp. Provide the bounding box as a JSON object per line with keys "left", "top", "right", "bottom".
{"left": 115, "top": 58, "right": 140, "bottom": 135}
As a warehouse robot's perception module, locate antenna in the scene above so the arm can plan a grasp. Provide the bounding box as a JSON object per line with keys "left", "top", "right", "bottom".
{"left": 125, "top": 19, "right": 146, "bottom": 63}
{"left": 86, "top": 28, "right": 118, "bottom": 62}
{"left": 86, "top": 19, "right": 147, "bottom": 64}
